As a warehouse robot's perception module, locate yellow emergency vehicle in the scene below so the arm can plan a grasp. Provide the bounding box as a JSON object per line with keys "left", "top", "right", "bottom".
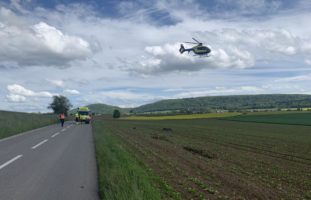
{"left": 76, "top": 107, "right": 91, "bottom": 124}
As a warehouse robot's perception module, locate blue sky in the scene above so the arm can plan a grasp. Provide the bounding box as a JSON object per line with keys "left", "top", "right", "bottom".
{"left": 1, "top": 0, "right": 311, "bottom": 112}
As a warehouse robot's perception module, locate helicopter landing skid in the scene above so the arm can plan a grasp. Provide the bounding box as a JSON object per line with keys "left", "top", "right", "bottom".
{"left": 193, "top": 54, "right": 210, "bottom": 57}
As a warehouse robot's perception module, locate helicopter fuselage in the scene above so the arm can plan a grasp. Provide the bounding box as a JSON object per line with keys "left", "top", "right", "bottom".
{"left": 180, "top": 43, "right": 211, "bottom": 56}
{"left": 192, "top": 45, "right": 211, "bottom": 55}
{"left": 180, "top": 38, "right": 211, "bottom": 56}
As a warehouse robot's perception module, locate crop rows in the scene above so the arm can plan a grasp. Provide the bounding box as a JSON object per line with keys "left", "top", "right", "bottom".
{"left": 98, "top": 117, "right": 311, "bottom": 199}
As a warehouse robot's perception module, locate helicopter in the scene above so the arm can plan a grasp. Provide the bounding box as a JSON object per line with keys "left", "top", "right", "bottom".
{"left": 179, "top": 38, "right": 211, "bottom": 56}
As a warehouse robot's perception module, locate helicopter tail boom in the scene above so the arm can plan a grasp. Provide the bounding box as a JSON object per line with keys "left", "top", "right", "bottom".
{"left": 179, "top": 44, "right": 191, "bottom": 54}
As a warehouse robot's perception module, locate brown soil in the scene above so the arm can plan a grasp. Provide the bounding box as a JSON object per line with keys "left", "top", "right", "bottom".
{"left": 102, "top": 118, "right": 311, "bottom": 200}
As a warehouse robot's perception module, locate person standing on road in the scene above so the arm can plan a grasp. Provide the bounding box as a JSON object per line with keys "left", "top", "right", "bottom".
{"left": 59, "top": 113, "right": 65, "bottom": 127}
{"left": 75, "top": 113, "right": 79, "bottom": 122}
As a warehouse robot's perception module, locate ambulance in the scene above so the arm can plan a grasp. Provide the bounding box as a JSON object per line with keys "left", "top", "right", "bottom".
{"left": 76, "top": 107, "right": 91, "bottom": 124}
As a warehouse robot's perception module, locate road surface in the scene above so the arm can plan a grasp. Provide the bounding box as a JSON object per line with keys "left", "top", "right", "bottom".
{"left": 0, "top": 122, "right": 99, "bottom": 200}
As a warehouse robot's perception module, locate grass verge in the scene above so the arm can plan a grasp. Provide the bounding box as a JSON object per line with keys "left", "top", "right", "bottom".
{"left": 0, "top": 111, "right": 57, "bottom": 139}
{"left": 93, "top": 118, "right": 179, "bottom": 200}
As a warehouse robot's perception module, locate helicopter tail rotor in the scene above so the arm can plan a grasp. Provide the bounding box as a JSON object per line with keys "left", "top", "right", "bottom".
{"left": 179, "top": 44, "right": 185, "bottom": 54}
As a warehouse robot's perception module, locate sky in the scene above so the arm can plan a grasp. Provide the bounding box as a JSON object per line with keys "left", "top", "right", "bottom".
{"left": 0, "top": 0, "right": 311, "bottom": 112}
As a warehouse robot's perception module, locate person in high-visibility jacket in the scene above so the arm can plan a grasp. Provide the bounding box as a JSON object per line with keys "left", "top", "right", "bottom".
{"left": 59, "top": 113, "right": 65, "bottom": 127}
{"left": 75, "top": 113, "right": 79, "bottom": 122}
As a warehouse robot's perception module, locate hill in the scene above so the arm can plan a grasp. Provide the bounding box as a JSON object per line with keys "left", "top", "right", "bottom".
{"left": 130, "top": 94, "right": 311, "bottom": 114}
{"left": 70, "top": 103, "right": 130, "bottom": 115}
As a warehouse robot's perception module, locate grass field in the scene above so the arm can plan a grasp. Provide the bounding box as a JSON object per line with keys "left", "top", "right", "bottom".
{"left": 0, "top": 111, "right": 58, "bottom": 139}
{"left": 225, "top": 111, "right": 311, "bottom": 126}
{"left": 125, "top": 112, "right": 241, "bottom": 120}
{"left": 94, "top": 114, "right": 311, "bottom": 200}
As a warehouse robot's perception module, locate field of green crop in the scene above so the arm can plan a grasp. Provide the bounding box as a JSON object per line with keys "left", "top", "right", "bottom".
{"left": 0, "top": 111, "right": 58, "bottom": 139}
{"left": 125, "top": 112, "right": 241, "bottom": 120}
{"left": 225, "top": 111, "right": 311, "bottom": 126}
{"left": 93, "top": 114, "right": 311, "bottom": 200}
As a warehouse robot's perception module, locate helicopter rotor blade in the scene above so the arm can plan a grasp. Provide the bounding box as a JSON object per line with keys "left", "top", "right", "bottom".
{"left": 184, "top": 42, "right": 198, "bottom": 44}
{"left": 192, "top": 38, "right": 201, "bottom": 44}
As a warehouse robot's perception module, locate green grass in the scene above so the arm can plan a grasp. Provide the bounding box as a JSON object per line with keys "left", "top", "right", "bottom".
{"left": 93, "top": 118, "right": 179, "bottom": 200}
{"left": 225, "top": 111, "right": 311, "bottom": 126}
{"left": 125, "top": 112, "right": 241, "bottom": 120}
{"left": 0, "top": 111, "right": 58, "bottom": 139}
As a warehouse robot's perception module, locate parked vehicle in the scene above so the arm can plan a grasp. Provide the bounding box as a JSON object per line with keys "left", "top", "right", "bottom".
{"left": 77, "top": 107, "right": 91, "bottom": 124}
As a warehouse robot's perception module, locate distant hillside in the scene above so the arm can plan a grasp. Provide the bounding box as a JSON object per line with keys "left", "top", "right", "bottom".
{"left": 70, "top": 103, "right": 130, "bottom": 115}
{"left": 131, "top": 94, "right": 311, "bottom": 114}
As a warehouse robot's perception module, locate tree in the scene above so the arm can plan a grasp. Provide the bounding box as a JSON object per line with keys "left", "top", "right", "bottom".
{"left": 113, "top": 109, "right": 121, "bottom": 118}
{"left": 48, "top": 95, "right": 72, "bottom": 115}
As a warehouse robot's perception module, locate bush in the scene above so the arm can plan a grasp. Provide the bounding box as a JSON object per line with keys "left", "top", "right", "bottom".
{"left": 113, "top": 109, "right": 121, "bottom": 118}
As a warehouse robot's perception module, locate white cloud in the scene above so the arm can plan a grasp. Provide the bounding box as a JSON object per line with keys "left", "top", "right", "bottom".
{"left": 102, "top": 91, "right": 155, "bottom": 101}
{"left": 6, "top": 94, "right": 26, "bottom": 102}
{"left": 48, "top": 79, "right": 64, "bottom": 87}
{"left": 218, "top": 28, "right": 302, "bottom": 56}
{"left": 33, "top": 22, "right": 90, "bottom": 57}
{"left": 4, "top": 84, "right": 58, "bottom": 110}
{"left": 275, "top": 74, "right": 311, "bottom": 82}
{"left": 64, "top": 89, "right": 80, "bottom": 95}
{"left": 1, "top": 2, "right": 311, "bottom": 112}
{"left": 217, "top": 0, "right": 282, "bottom": 15}
{"left": 73, "top": 90, "right": 165, "bottom": 108}
{"left": 305, "top": 59, "right": 311, "bottom": 65}
{"left": 302, "top": 43, "right": 311, "bottom": 54}
{"left": 24, "top": 3, "right": 311, "bottom": 75}
{"left": 0, "top": 7, "right": 92, "bottom": 68}
{"left": 8, "top": 84, "right": 35, "bottom": 96}
{"left": 173, "top": 86, "right": 264, "bottom": 98}
{"left": 7, "top": 84, "right": 54, "bottom": 97}
{"left": 130, "top": 43, "right": 255, "bottom": 74}
{"left": 10, "top": 0, "right": 28, "bottom": 14}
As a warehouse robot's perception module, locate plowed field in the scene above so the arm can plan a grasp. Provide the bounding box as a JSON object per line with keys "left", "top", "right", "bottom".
{"left": 94, "top": 117, "right": 311, "bottom": 199}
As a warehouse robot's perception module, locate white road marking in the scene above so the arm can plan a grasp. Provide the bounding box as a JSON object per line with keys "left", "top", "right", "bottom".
{"left": 51, "top": 132, "right": 60, "bottom": 138}
{"left": 31, "top": 139, "right": 48, "bottom": 149}
{"left": 0, "top": 126, "right": 48, "bottom": 143}
{"left": 0, "top": 155, "right": 23, "bottom": 170}
{"left": 0, "top": 121, "right": 75, "bottom": 143}
{"left": 61, "top": 129, "right": 66, "bottom": 132}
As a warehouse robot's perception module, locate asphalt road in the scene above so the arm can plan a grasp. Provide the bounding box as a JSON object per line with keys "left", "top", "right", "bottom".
{"left": 0, "top": 122, "right": 99, "bottom": 200}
